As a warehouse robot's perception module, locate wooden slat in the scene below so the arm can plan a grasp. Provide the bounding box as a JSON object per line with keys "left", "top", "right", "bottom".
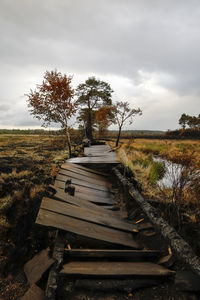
{"left": 61, "top": 164, "right": 108, "bottom": 182}
{"left": 67, "top": 157, "right": 119, "bottom": 164}
{"left": 54, "top": 181, "right": 114, "bottom": 205}
{"left": 60, "top": 261, "right": 174, "bottom": 277}
{"left": 84, "top": 145, "right": 115, "bottom": 158}
{"left": 36, "top": 209, "right": 141, "bottom": 249}
{"left": 58, "top": 169, "right": 111, "bottom": 187}
{"left": 68, "top": 181, "right": 112, "bottom": 198}
{"left": 40, "top": 197, "right": 137, "bottom": 233}
{"left": 24, "top": 249, "right": 55, "bottom": 285}
{"left": 62, "top": 162, "right": 108, "bottom": 177}
{"left": 64, "top": 249, "right": 160, "bottom": 261}
{"left": 75, "top": 191, "right": 114, "bottom": 204}
{"left": 56, "top": 174, "right": 109, "bottom": 192}
{"left": 50, "top": 187, "right": 120, "bottom": 218}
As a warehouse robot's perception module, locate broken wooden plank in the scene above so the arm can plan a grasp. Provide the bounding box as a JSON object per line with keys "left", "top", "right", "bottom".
{"left": 59, "top": 168, "right": 111, "bottom": 187}
{"left": 60, "top": 261, "right": 175, "bottom": 277}
{"left": 64, "top": 249, "right": 160, "bottom": 261}
{"left": 51, "top": 188, "right": 120, "bottom": 219}
{"left": 54, "top": 182, "right": 114, "bottom": 205}
{"left": 40, "top": 197, "right": 138, "bottom": 233}
{"left": 54, "top": 179, "right": 113, "bottom": 199}
{"left": 175, "top": 271, "right": 200, "bottom": 291}
{"left": 75, "top": 191, "right": 114, "bottom": 204}
{"left": 56, "top": 173, "right": 109, "bottom": 192}
{"left": 62, "top": 162, "right": 108, "bottom": 177}
{"left": 24, "top": 248, "right": 55, "bottom": 285}
{"left": 36, "top": 209, "right": 141, "bottom": 249}
{"left": 21, "top": 284, "right": 45, "bottom": 300}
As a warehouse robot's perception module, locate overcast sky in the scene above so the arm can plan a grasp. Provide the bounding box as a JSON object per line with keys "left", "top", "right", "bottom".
{"left": 0, "top": 0, "right": 200, "bottom": 131}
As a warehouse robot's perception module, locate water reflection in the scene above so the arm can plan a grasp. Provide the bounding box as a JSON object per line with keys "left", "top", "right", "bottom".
{"left": 153, "top": 157, "right": 183, "bottom": 188}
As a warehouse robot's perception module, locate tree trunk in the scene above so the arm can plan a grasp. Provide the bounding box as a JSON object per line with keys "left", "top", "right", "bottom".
{"left": 86, "top": 110, "right": 93, "bottom": 141}
{"left": 66, "top": 127, "right": 72, "bottom": 158}
{"left": 116, "top": 126, "right": 122, "bottom": 147}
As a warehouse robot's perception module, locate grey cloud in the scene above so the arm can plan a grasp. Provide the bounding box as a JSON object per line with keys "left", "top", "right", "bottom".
{"left": 0, "top": 0, "right": 200, "bottom": 130}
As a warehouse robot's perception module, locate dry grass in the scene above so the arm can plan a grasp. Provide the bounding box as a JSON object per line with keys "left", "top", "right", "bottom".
{"left": 0, "top": 195, "right": 13, "bottom": 214}
{"left": 109, "top": 138, "right": 200, "bottom": 205}
{"left": 0, "top": 170, "right": 32, "bottom": 181}
{"left": 29, "top": 184, "right": 46, "bottom": 199}
{"left": 121, "top": 138, "right": 200, "bottom": 166}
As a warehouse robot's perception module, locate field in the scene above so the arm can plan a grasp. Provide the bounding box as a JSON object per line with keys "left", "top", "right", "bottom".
{"left": 0, "top": 134, "right": 82, "bottom": 299}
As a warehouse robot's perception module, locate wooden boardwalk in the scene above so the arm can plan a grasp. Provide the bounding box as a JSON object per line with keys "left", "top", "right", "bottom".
{"left": 34, "top": 144, "right": 174, "bottom": 299}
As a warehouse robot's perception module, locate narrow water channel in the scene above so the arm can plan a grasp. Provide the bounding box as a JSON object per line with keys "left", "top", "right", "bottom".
{"left": 153, "top": 157, "right": 183, "bottom": 188}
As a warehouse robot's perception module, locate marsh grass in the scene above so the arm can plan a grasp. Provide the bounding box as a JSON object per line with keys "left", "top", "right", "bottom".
{"left": 0, "top": 195, "right": 13, "bottom": 214}
{"left": 112, "top": 139, "right": 200, "bottom": 234}
{"left": 0, "top": 133, "right": 83, "bottom": 277}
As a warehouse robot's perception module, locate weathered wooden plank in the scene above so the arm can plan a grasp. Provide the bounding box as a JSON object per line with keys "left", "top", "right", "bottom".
{"left": 64, "top": 249, "right": 160, "bottom": 261}
{"left": 75, "top": 191, "right": 114, "bottom": 204}
{"left": 58, "top": 169, "right": 111, "bottom": 187}
{"left": 51, "top": 187, "right": 120, "bottom": 218}
{"left": 69, "top": 181, "right": 112, "bottom": 198}
{"left": 67, "top": 157, "right": 119, "bottom": 164}
{"left": 61, "top": 165, "right": 108, "bottom": 182}
{"left": 40, "top": 197, "right": 137, "bottom": 233}
{"left": 54, "top": 181, "right": 114, "bottom": 204}
{"left": 24, "top": 248, "right": 55, "bottom": 285}
{"left": 36, "top": 209, "right": 141, "bottom": 249}
{"left": 85, "top": 145, "right": 110, "bottom": 151}
{"left": 84, "top": 151, "right": 115, "bottom": 158}
{"left": 56, "top": 173, "right": 109, "bottom": 192}
{"left": 21, "top": 284, "right": 45, "bottom": 300}
{"left": 60, "top": 261, "right": 174, "bottom": 277}
{"left": 84, "top": 145, "right": 114, "bottom": 157}
{"left": 62, "top": 162, "right": 108, "bottom": 177}
{"left": 84, "top": 148, "right": 114, "bottom": 157}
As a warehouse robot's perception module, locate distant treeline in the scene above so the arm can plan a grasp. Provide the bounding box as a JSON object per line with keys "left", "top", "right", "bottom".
{"left": 1, "top": 128, "right": 200, "bottom": 139}
{"left": 166, "top": 128, "right": 200, "bottom": 139}
{"left": 0, "top": 129, "right": 60, "bottom": 135}
{"left": 107, "top": 128, "right": 200, "bottom": 140}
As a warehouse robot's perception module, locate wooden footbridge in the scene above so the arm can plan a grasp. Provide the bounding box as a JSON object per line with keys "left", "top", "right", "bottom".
{"left": 29, "top": 144, "right": 176, "bottom": 299}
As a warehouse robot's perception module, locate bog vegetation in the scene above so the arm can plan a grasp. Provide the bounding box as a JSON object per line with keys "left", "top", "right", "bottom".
{"left": 109, "top": 138, "right": 200, "bottom": 255}
{"left": 0, "top": 133, "right": 82, "bottom": 279}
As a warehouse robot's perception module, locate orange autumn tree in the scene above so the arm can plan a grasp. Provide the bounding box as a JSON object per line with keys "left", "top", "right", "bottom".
{"left": 26, "top": 70, "right": 77, "bottom": 157}
{"left": 96, "top": 106, "right": 115, "bottom": 137}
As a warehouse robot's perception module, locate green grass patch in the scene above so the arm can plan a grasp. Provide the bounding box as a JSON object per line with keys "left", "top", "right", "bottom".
{"left": 148, "top": 161, "right": 166, "bottom": 185}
